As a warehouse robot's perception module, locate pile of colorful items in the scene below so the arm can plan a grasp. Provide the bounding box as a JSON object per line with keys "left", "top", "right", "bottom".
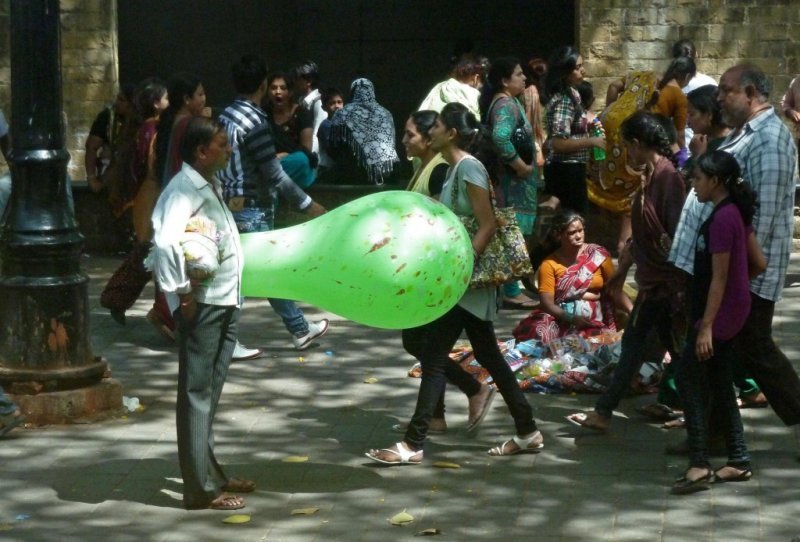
{"left": 407, "top": 331, "right": 664, "bottom": 394}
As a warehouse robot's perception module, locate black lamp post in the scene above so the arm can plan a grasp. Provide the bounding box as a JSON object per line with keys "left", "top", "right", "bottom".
{"left": 0, "top": 0, "right": 120, "bottom": 421}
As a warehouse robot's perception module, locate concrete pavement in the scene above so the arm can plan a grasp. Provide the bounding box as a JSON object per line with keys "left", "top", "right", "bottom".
{"left": 1, "top": 253, "right": 800, "bottom": 541}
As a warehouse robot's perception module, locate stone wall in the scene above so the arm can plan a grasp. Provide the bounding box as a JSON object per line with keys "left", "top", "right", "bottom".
{"left": 578, "top": 0, "right": 800, "bottom": 111}
{"left": 0, "top": 0, "right": 119, "bottom": 178}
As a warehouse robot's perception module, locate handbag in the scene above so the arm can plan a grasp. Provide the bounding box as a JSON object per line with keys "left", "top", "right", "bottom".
{"left": 450, "top": 158, "right": 533, "bottom": 289}
{"left": 488, "top": 97, "right": 534, "bottom": 165}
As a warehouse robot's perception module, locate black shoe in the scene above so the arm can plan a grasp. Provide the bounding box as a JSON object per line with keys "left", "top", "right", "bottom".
{"left": 110, "top": 309, "right": 126, "bottom": 326}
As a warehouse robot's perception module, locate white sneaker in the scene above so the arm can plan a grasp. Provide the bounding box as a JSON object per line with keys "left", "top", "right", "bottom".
{"left": 292, "top": 319, "right": 330, "bottom": 350}
{"left": 232, "top": 341, "right": 263, "bottom": 361}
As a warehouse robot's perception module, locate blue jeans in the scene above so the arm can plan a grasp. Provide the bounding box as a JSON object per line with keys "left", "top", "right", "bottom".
{"left": 675, "top": 329, "right": 750, "bottom": 469}
{"left": 232, "top": 207, "right": 309, "bottom": 337}
{"left": 595, "top": 294, "right": 685, "bottom": 418}
{"left": 0, "top": 385, "right": 17, "bottom": 416}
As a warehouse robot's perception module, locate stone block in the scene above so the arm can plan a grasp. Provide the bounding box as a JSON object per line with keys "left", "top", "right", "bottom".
{"left": 580, "top": 23, "right": 621, "bottom": 44}
{"left": 625, "top": 7, "right": 660, "bottom": 25}
{"left": 660, "top": 7, "right": 707, "bottom": 26}
{"left": 589, "top": 41, "right": 623, "bottom": 61}
{"left": 622, "top": 41, "right": 669, "bottom": 60}
{"left": 585, "top": 7, "right": 625, "bottom": 26}
{"left": 9, "top": 378, "right": 124, "bottom": 425}
{"left": 61, "top": 48, "right": 114, "bottom": 68}
{"left": 61, "top": 30, "right": 114, "bottom": 50}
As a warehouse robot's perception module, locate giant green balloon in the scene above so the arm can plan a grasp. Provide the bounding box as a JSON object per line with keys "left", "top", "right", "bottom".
{"left": 240, "top": 191, "right": 473, "bottom": 329}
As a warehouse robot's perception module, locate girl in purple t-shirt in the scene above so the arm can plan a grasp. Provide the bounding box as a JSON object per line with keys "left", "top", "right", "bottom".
{"left": 672, "top": 150, "right": 765, "bottom": 494}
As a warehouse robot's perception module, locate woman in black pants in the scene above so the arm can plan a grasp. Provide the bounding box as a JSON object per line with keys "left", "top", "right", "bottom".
{"left": 365, "top": 102, "right": 542, "bottom": 465}
{"left": 543, "top": 46, "right": 605, "bottom": 213}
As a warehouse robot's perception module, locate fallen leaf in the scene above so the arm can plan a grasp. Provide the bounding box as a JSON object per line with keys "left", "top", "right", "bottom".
{"left": 415, "top": 527, "right": 443, "bottom": 536}
{"left": 298, "top": 357, "right": 305, "bottom": 363}
{"left": 390, "top": 510, "right": 415, "bottom": 526}
{"left": 363, "top": 377, "right": 379, "bottom": 384}
{"left": 432, "top": 461, "right": 461, "bottom": 469}
{"left": 222, "top": 514, "right": 251, "bottom": 524}
{"left": 282, "top": 455, "right": 309, "bottom": 463}
{"left": 291, "top": 507, "right": 320, "bottom": 515}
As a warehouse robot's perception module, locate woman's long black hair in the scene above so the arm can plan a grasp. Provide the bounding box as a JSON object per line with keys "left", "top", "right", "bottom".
{"left": 544, "top": 45, "right": 581, "bottom": 104}
{"left": 479, "top": 56, "right": 520, "bottom": 119}
{"left": 155, "top": 72, "right": 202, "bottom": 185}
{"left": 620, "top": 110, "right": 678, "bottom": 167}
{"left": 695, "top": 150, "right": 758, "bottom": 226}
{"left": 439, "top": 102, "right": 499, "bottom": 174}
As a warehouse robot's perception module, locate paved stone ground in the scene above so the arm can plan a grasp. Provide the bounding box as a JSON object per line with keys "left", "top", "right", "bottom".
{"left": 1, "top": 254, "right": 800, "bottom": 542}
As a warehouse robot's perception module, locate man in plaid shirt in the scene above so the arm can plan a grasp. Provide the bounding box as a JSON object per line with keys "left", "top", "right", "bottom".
{"left": 670, "top": 63, "right": 800, "bottom": 429}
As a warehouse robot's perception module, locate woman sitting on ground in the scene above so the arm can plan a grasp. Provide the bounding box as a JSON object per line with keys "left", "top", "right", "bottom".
{"left": 513, "top": 211, "right": 632, "bottom": 344}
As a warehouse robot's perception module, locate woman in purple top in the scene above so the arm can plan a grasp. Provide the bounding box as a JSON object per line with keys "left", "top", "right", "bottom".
{"left": 671, "top": 150, "right": 765, "bottom": 494}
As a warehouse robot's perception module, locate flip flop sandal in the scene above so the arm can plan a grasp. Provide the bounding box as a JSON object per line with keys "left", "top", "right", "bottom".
{"left": 671, "top": 469, "right": 712, "bottom": 495}
{"left": 712, "top": 466, "right": 753, "bottom": 483}
{"left": 488, "top": 431, "right": 544, "bottom": 456}
{"left": 187, "top": 493, "right": 245, "bottom": 510}
{"left": 565, "top": 412, "right": 609, "bottom": 432}
{"left": 466, "top": 386, "right": 496, "bottom": 432}
{"left": 661, "top": 416, "right": 686, "bottom": 430}
{"left": 365, "top": 442, "right": 423, "bottom": 465}
{"left": 222, "top": 478, "right": 256, "bottom": 493}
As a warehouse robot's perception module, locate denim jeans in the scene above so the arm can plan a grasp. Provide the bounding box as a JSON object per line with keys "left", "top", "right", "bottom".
{"left": 674, "top": 328, "right": 750, "bottom": 469}
{"left": 595, "top": 295, "right": 685, "bottom": 418}
{"left": 0, "top": 385, "right": 18, "bottom": 416}
{"left": 402, "top": 324, "right": 481, "bottom": 418}
{"left": 405, "top": 304, "right": 537, "bottom": 449}
{"left": 232, "top": 206, "right": 309, "bottom": 337}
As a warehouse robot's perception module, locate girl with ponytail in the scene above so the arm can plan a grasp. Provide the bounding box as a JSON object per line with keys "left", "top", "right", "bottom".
{"left": 669, "top": 150, "right": 764, "bottom": 493}
{"left": 567, "top": 110, "right": 687, "bottom": 434}
{"left": 366, "top": 102, "right": 543, "bottom": 465}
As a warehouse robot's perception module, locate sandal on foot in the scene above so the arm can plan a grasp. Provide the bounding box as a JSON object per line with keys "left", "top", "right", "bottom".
{"left": 565, "top": 412, "right": 609, "bottom": 432}
{"left": 392, "top": 418, "right": 447, "bottom": 434}
{"left": 671, "top": 468, "right": 712, "bottom": 495}
{"left": 712, "top": 466, "right": 753, "bottom": 483}
{"left": 0, "top": 412, "right": 25, "bottom": 437}
{"left": 488, "top": 431, "right": 544, "bottom": 456}
{"left": 737, "top": 392, "right": 768, "bottom": 409}
{"left": 188, "top": 493, "right": 245, "bottom": 510}
{"left": 467, "top": 386, "right": 496, "bottom": 432}
{"left": 661, "top": 416, "right": 686, "bottom": 430}
{"left": 365, "top": 442, "right": 423, "bottom": 465}
{"left": 222, "top": 478, "right": 256, "bottom": 493}
{"left": 636, "top": 403, "right": 681, "bottom": 422}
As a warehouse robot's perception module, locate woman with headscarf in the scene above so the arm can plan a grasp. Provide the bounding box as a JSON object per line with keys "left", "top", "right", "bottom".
{"left": 328, "top": 78, "right": 399, "bottom": 184}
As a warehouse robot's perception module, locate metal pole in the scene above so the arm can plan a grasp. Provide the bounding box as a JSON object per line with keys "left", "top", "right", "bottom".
{"left": 0, "top": 0, "right": 107, "bottom": 396}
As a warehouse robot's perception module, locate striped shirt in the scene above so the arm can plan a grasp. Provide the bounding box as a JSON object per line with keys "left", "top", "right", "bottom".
{"left": 669, "top": 107, "right": 799, "bottom": 302}
{"left": 217, "top": 99, "right": 311, "bottom": 212}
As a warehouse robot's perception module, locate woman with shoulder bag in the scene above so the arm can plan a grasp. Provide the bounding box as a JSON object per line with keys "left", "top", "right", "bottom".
{"left": 365, "top": 102, "right": 543, "bottom": 465}
{"left": 481, "top": 56, "right": 539, "bottom": 309}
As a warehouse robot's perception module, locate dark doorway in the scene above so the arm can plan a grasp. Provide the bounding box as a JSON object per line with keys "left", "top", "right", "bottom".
{"left": 118, "top": 0, "right": 575, "bottom": 180}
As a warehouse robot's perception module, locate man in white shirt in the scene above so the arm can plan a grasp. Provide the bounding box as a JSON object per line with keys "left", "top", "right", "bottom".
{"left": 292, "top": 60, "right": 326, "bottom": 158}
{"left": 151, "top": 116, "right": 252, "bottom": 511}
